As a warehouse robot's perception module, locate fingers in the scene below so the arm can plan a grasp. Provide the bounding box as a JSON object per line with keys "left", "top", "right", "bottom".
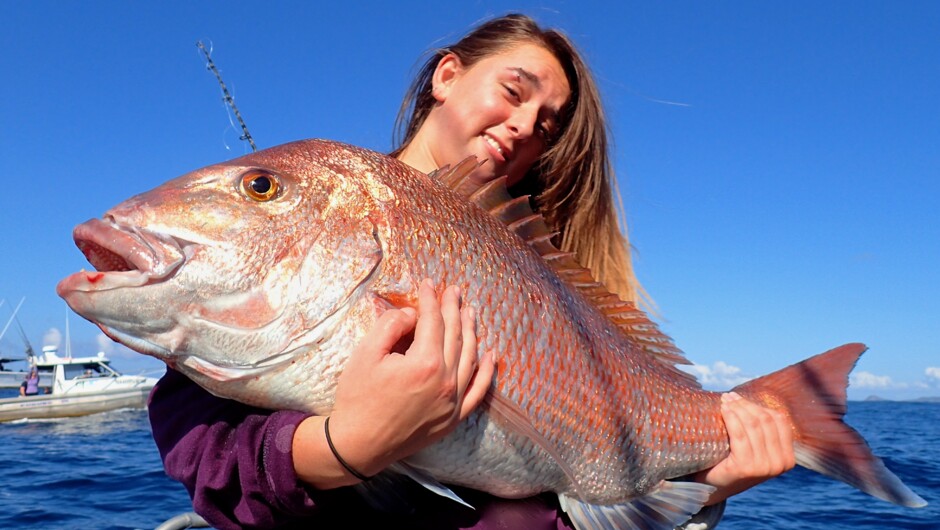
{"left": 460, "top": 348, "right": 495, "bottom": 420}
{"left": 359, "top": 305, "right": 419, "bottom": 360}
{"left": 409, "top": 279, "right": 487, "bottom": 418}
{"left": 695, "top": 392, "right": 797, "bottom": 504}
{"left": 411, "top": 279, "right": 445, "bottom": 362}
{"left": 454, "top": 306, "right": 478, "bottom": 397}
{"left": 410, "top": 279, "right": 467, "bottom": 376}
{"left": 719, "top": 393, "right": 757, "bottom": 470}
{"left": 721, "top": 392, "right": 796, "bottom": 476}
{"left": 330, "top": 279, "right": 489, "bottom": 475}
{"left": 441, "top": 284, "right": 464, "bottom": 373}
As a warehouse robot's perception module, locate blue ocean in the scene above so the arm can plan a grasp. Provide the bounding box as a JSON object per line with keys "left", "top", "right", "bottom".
{"left": 0, "top": 401, "right": 937, "bottom": 529}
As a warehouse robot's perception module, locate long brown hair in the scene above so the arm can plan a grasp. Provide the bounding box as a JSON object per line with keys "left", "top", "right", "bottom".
{"left": 393, "top": 14, "right": 648, "bottom": 308}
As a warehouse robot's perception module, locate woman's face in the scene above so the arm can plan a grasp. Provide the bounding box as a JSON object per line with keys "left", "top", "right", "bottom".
{"left": 427, "top": 43, "right": 571, "bottom": 186}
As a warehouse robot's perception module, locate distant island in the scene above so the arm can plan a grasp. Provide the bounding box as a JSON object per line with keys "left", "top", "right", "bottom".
{"left": 861, "top": 395, "right": 940, "bottom": 403}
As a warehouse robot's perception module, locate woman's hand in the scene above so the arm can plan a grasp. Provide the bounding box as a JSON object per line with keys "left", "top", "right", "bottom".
{"left": 694, "top": 392, "right": 796, "bottom": 504}
{"left": 293, "top": 279, "right": 494, "bottom": 488}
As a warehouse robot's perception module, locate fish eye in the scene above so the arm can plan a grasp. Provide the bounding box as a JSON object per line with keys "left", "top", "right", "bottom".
{"left": 240, "top": 170, "right": 280, "bottom": 201}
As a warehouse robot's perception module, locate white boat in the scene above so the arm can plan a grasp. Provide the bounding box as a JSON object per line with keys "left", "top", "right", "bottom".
{"left": 0, "top": 345, "right": 159, "bottom": 422}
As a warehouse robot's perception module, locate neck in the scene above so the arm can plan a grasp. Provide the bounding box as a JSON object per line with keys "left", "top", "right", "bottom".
{"left": 395, "top": 130, "right": 439, "bottom": 174}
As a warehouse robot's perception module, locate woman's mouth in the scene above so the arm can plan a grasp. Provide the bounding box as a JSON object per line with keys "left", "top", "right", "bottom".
{"left": 482, "top": 134, "right": 509, "bottom": 163}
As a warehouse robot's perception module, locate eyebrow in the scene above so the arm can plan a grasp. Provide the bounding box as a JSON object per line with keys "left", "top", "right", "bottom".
{"left": 509, "top": 67, "right": 542, "bottom": 90}
{"left": 507, "top": 67, "right": 562, "bottom": 125}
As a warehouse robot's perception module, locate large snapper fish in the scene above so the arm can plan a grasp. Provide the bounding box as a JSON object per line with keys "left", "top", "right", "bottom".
{"left": 57, "top": 139, "right": 925, "bottom": 529}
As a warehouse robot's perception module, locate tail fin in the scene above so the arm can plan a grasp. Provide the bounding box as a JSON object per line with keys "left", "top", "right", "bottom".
{"left": 733, "top": 343, "right": 927, "bottom": 508}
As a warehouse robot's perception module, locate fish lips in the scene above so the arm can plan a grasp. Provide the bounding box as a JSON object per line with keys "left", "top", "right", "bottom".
{"left": 56, "top": 217, "right": 187, "bottom": 302}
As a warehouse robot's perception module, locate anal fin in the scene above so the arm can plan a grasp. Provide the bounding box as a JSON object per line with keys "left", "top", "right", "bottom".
{"left": 558, "top": 481, "right": 714, "bottom": 530}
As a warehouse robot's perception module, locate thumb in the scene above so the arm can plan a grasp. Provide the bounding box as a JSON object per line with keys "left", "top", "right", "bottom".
{"left": 356, "top": 307, "right": 419, "bottom": 360}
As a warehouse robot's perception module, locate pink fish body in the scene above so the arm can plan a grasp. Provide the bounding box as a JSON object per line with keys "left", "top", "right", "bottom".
{"left": 57, "top": 139, "right": 925, "bottom": 529}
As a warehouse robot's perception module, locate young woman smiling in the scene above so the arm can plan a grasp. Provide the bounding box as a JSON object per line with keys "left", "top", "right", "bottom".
{"left": 149, "top": 14, "right": 793, "bottom": 529}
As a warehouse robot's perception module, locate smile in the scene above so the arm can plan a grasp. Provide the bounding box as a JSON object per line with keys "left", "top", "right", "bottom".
{"left": 483, "top": 134, "right": 508, "bottom": 161}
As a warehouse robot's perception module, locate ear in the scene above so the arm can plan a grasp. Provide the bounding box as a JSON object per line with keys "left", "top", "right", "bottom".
{"left": 431, "top": 53, "right": 463, "bottom": 102}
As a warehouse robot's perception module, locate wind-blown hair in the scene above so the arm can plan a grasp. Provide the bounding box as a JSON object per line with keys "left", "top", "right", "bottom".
{"left": 393, "top": 13, "right": 648, "bottom": 307}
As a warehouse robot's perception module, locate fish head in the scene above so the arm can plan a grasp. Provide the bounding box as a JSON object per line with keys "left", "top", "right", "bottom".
{"left": 57, "top": 139, "right": 386, "bottom": 383}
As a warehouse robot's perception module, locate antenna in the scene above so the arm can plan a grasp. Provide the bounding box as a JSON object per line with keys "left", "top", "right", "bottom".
{"left": 65, "top": 305, "right": 72, "bottom": 359}
{"left": 0, "top": 297, "right": 25, "bottom": 345}
{"left": 1, "top": 297, "right": 34, "bottom": 362}
{"left": 197, "top": 41, "right": 258, "bottom": 152}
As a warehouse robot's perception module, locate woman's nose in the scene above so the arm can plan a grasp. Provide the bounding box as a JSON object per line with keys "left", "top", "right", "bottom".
{"left": 506, "top": 106, "right": 537, "bottom": 139}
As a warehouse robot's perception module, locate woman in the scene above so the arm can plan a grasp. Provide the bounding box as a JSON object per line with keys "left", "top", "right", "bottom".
{"left": 20, "top": 368, "right": 40, "bottom": 396}
{"left": 149, "top": 14, "right": 794, "bottom": 529}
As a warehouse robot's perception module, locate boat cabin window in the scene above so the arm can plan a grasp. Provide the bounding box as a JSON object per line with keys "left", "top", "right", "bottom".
{"left": 65, "top": 364, "right": 108, "bottom": 380}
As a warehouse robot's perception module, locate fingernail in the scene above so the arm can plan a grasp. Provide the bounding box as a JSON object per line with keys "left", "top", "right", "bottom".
{"left": 401, "top": 307, "right": 417, "bottom": 318}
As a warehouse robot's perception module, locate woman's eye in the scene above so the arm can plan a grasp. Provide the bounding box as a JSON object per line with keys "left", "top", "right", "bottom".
{"left": 537, "top": 123, "right": 556, "bottom": 143}
{"left": 538, "top": 127, "right": 551, "bottom": 143}
{"left": 240, "top": 170, "right": 280, "bottom": 201}
{"left": 503, "top": 84, "right": 521, "bottom": 101}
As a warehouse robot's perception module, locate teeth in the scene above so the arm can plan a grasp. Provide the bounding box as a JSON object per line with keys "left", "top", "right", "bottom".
{"left": 483, "top": 135, "right": 504, "bottom": 156}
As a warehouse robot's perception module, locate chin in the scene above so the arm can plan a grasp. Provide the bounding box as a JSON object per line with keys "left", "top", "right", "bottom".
{"left": 467, "top": 165, "right": 499, "bottom": 185}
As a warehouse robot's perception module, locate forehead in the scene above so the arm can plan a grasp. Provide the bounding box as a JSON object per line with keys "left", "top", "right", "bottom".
{"left": 474, "top": 43, "right": 571, "bottom": 107}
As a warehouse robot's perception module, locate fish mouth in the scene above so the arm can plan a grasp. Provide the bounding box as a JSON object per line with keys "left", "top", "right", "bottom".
{"left": 58, "top": 217, "right": 189, "bottom": 293}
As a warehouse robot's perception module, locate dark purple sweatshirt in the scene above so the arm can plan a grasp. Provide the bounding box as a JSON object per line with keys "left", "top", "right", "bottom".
{"left": 148, "top": 369, "right": 575, "bottom": 529}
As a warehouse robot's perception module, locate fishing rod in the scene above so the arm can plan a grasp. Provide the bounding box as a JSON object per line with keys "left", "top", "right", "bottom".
{"left": 17, "top": 313, "right": 36, "bottom": 360}
{"left": 197, "top": 40, "right": 257, "bottom": 152}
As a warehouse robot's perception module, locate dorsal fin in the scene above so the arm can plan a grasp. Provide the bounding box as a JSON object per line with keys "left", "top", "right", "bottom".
{"left": 433, "top": 157, "right": 694, "bottom": 377}
{"left": 429, "top": 157, "right": 486, "bottom": 198}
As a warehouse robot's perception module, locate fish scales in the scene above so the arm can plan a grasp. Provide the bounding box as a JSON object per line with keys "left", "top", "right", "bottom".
{"left": 57, "top": 139, "right": 926, "bottom": 530}
{"left": 365, "top": 148, "right": 727, "bottom": 497}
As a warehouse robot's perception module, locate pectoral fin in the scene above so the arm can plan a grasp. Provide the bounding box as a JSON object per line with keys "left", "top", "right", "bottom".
{"left": 351, "top": 462, "right": 473, "bottom": 514}
{"left": 486, "top": 391, "right": 586, "bottom": 499}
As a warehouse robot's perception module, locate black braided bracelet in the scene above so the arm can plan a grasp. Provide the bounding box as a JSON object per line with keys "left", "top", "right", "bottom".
{"left": 323, "top": 416, "right": 373, "bottom": 481}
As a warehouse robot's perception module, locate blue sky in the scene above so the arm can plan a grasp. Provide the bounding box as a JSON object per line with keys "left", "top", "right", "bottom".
{"left": 1, "top": 1, "right": 937, "bottom": 400}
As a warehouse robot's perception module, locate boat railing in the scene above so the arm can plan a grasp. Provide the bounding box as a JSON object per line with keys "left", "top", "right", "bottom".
{"left": 65, "top": 377, "right": 119, "bottom": 395}
{"left": 154, "top": 511, "right": 210, "bottom": 530}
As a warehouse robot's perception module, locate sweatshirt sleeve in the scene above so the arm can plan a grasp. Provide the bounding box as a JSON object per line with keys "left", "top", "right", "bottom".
{"left": 147, "top": 368, "right": 328, "bottom": 529}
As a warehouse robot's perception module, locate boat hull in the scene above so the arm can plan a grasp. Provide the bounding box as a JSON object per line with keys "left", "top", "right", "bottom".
{"left": 0, "top": 386, "right": 154, "bottom": 422}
